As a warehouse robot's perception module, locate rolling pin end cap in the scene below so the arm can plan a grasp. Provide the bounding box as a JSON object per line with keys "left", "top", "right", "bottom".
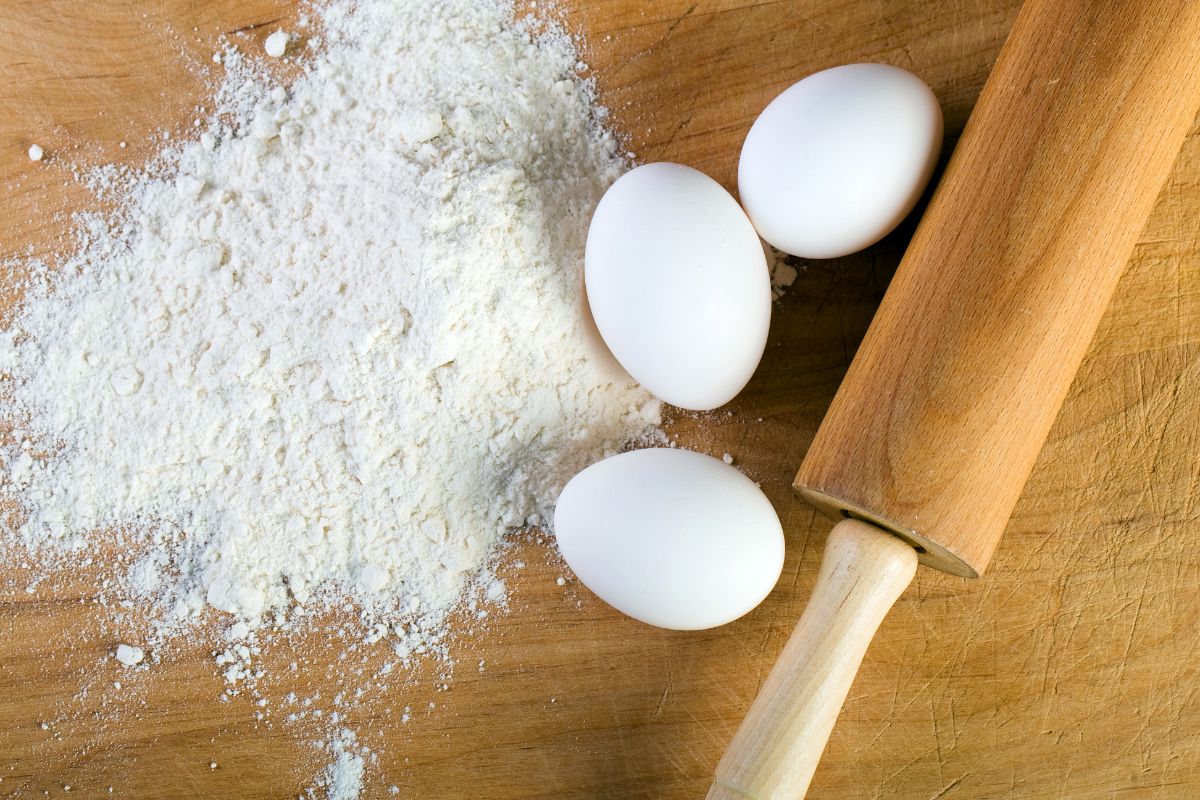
{"left": 793, "top": 484, "right": 980, "bottom": 579}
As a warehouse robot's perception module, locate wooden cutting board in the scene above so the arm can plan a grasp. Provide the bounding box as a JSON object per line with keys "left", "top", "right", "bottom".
{"left": 2, "top": 1, "right": 1199, "bottom": 798}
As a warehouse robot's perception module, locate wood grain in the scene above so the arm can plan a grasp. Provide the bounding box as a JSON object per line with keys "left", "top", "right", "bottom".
{"left": 2, "top": 1, "right": 1200, "bottom": 799}
{"left": 797, "top": 0, "right": 1200, "bottom": 578}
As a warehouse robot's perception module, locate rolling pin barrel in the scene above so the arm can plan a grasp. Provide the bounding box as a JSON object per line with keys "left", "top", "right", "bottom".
{"left": 796, "top": 0, "right": 1200, "bottom": 577}
{"left": 713, "top": 0, "right": 1200, "bottom": 797}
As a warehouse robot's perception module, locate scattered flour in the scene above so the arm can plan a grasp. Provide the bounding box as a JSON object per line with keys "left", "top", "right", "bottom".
{"left": 27, "top": 143, "right": 44, "bottom": 162}
{"left": 768, "top": 250, "right": 799, "bottom": 300}
{"left": 312, "top": 729, "right": 366, "bottom": 800}
{"left": 2, "top": 0, "right": 655, "bottom": 637}
{"left": 1, "top": 0, "right": 659, "bottom": 793}
{"left": 114, "top": 644, "right": 145, "bottom": 666}
{"left": 264, "top": 30, "right": 290, "bottom": 58}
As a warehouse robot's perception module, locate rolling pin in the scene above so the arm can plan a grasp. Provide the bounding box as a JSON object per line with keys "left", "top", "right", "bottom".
{"left": 709, "top": 0, "right": 1200, "bottom": 797}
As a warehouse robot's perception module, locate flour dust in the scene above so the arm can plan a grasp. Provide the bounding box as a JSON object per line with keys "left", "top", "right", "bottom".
{"left": 0, "top": 0, "right": 659, "bottom": 794}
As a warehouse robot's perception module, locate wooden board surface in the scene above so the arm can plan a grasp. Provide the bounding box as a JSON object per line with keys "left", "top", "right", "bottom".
{"left": 2, "top": 1, "right": 1199, "bottom": 798}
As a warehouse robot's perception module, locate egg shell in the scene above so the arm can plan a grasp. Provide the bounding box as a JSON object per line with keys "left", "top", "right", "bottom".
{"left": 738, "top": 63, "right": 943, "bottom": 259}
{"left": 553, "top": 448, "right": 785, "bottom": 631}
{"left": 585, "top": 163, "right": 770, "bottom": 411}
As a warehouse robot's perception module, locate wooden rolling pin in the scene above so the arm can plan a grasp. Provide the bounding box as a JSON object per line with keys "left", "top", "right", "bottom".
{"left": 709, "top": 0, "right": 1200, "bottom": 797}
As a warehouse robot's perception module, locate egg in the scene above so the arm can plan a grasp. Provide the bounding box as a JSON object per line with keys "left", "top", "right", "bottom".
{"left": 554, "top": 448, "right": 785, "bottom": 630}
{"left": 738, "top": 63, "right": 943, "bottom": 259}
{"left": 585, "top": 163, "right": 770, "bottom": 411}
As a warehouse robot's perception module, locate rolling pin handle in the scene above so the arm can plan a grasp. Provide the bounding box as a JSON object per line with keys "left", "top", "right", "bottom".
{"left": 708, "top": 518, "right": 917, "bottom": 800}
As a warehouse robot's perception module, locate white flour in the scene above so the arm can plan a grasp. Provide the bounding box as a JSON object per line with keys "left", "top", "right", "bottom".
{"left": 1, "top": 0, "right": 658, "bottom": 788}
{"left": 315, "top": 729, "right": 367, "bottom": 800}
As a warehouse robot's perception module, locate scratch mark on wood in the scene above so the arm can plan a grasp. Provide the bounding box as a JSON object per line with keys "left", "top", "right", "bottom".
{"left": 225, "top": 16, "right": 281, "bottom": 36}
{"left": 928, "top": 774, "right": 966, "bottom": 800}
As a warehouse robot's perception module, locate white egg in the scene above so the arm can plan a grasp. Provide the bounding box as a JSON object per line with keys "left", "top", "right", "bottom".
{"left": 554, "top": 448, "right": 785, "bottom": 631}
{"left": 585, "top": 163, "right": 770, "bottom": 411}
{"left": 738, "top": 63, "right": 943, "bottom": 259}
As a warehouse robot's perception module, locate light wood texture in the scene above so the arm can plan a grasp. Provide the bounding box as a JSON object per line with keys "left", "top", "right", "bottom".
{"left": 708, "top": 519, "right": 917, "bottom": 800}
{"left": 3, "top": 2, "right": 1200, "bottom": 799}
{"left": 797, "top": 0, "right": 1200, "bottom": 578}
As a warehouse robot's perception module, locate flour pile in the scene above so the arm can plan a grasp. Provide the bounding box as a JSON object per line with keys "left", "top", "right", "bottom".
{"left": 1, "top": 0, "right": 658, "bottom": 647}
